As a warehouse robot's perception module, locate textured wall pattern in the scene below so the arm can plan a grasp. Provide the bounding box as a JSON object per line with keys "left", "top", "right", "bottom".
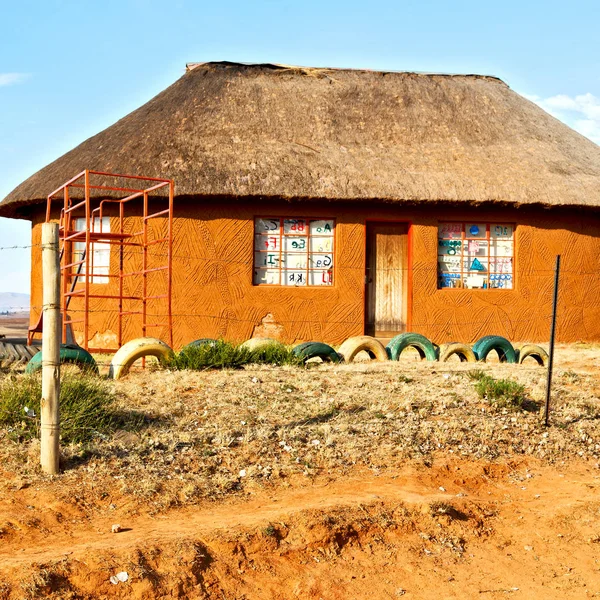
{"left": 30, "top": 202, "right": 600, "bottom": 348}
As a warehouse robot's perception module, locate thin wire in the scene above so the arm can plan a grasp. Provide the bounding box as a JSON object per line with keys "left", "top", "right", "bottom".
{"left": 4, "top": 241, "right": 597, "bottom": 275}
{"left": 0, "top": 244, "right": 40, "bottom": 251}
{"left": 14, "top": 304, "right": 557, "bottom": 328}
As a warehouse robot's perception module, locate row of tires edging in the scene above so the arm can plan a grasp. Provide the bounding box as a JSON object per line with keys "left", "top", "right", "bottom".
{"left": 22, "top": 333, "right": 549, "bottom": 380}
{"left": 184, "top": 333, "right": 548, "bottom": 367}
{"left": 293, "top": 333, "right": 548, "bottom": 367}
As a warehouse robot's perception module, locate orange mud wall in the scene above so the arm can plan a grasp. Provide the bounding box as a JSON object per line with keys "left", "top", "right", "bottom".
{"left": 29, "top": 201, "right": 600, "bottom": 349}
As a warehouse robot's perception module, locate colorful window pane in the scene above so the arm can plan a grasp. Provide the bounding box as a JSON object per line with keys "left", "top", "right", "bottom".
{"left": 253, "top": 218, "right": 335, "bottom": 286}
{"left": 438, "top": 223, "right": 514, "bottom": 289}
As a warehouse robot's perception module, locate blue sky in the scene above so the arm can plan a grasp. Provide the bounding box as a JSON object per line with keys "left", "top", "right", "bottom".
{"left": 1, "top": 0, "right": 599, "bottom": 294}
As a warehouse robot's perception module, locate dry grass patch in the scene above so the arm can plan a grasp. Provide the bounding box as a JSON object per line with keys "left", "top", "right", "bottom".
{"left": 0, "top": 347, "right": 599, "bottom": 514}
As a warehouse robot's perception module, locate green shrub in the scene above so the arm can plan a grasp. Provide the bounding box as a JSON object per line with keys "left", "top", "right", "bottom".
{"left": 473, "top": 374, "right": 527, "bottom": 409}
{"left": 169, "top": 340, "right": 251, "bottom": 370}
{"left": 169, "top": 340, "right": 304, "bottom": 370}
{"left": 467, "top": 369, "right": 487, "bottom": 381}
{"left": 0, "top": 372, "right": 129, "bottom": 443}
{"left": 248, "top": 344, "right": 304, "bottom": 367}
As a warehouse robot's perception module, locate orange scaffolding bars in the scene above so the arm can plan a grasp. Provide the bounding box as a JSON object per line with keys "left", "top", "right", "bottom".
{"left": 42, "top": 169, "right": 174, "bottom": 352}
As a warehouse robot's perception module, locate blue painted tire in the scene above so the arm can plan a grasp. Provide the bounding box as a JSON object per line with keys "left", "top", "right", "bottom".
{"left": 386, "top": 333, "right": 438, "bottom": 361}
{"left": 472, "top": 335, "right": 517, "bottom": 363}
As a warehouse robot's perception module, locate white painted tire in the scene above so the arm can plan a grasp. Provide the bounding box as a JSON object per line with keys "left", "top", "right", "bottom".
{"left": 108, "top": 337, "right": 174, "bottom": 380}
{"left": 239, "top": 338, "right": 284, "bottom": 352}
{"left": 438, "top": 342, "right": 477, "bottom": 363}
{"left": 516, "top": 344, "right": 549, "bottom": 367}
{"left": 337, "top": 335, "right": 388, "bottom": 362}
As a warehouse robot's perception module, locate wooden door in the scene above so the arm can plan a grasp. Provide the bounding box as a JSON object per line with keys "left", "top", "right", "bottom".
{"left": 365, "top": 223, "right": 409, "bottom": 337}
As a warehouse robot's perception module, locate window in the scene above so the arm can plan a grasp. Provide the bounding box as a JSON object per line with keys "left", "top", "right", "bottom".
{"left": 438, "top": 222, "right": 514, "bottom": 289}
{"left": 253, "top": 217, "right": 334, "bottom": 286}
{"left": 73, "top": 217, "right": 111, "bottom": 284}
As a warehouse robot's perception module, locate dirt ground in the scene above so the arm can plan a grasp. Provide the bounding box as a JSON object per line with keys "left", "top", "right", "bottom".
{"left": 0, "top": 314, "right": 28, "bottom": 339}
{"left": 1, "top": 344, "right": 600, "bottom": 598}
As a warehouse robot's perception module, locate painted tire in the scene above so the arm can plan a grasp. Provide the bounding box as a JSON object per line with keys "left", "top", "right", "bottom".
{"left": 108, "top": 337, "right": 174, "bottom": 380}
{"left": 25, "top": 344, "right": 99, "bottom": 375}
{"left": 438, "top": 342, "right": 477, "bottom": 363}
{"left": 181, "top": 338, "right": 218, "bottom": 351}
{"left": 292, "top": 341, "right": 342, "bottom": 363}
{"left": 472, "top": 335, "right": 517, "bottom": 363}
{"left": 337, "top": 336, "right": 388, "bottom": 363}
{"left": 516, "top": 344, "right": 549, "bottom": 367}
{"left": 386, "top": 333, "right": 438, "bottom": 361}
{"left": 239, "top": 338, "right": 284, "bottom": 352}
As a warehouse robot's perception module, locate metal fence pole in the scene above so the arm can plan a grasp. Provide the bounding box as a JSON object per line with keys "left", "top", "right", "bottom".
{"left": 544, "top": 255, "right": 561, "bottom": 427}
{"left": 40, "top": 223, "right": 61, "bottom": 474}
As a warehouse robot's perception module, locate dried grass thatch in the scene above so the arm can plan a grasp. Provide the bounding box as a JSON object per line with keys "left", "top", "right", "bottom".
{"left": 2, "top": 61, "right": 600, "bottom": 218}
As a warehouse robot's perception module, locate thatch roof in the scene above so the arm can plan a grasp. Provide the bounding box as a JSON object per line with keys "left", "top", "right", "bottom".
{"left": 2, "top": 61, "right": 600, "bottom": 219}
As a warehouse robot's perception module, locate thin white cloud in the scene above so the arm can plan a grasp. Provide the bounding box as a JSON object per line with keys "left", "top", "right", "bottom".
{"left": 0, "top": 73, "right": 29, "bottom": 87}
{"left": 525, "top": 92, "right": 600, "bottom": 145}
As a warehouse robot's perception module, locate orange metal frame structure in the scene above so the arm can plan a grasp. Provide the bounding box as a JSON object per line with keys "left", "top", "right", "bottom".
{"left": 43, "top": 170, "right": 174, "bottom": 353}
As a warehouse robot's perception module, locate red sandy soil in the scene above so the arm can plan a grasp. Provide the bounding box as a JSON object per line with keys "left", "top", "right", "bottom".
{"left": 1, "top": 342, "right": 600, "bottom": 598}
{"left": 1, "top": 457, "right": 599, "bottom": 599}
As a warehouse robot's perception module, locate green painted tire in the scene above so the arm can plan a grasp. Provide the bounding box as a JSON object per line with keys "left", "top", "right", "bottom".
{"left": 292, "top": 341, "right": 342, "bottom": 363}
{"left": 386, "top": 333, "right": 438, "bottom": 361}
{"left": 25, "top": 344, "right": 99, "bottom": 375}
{"left": 472, "top": 335, "right": 517, "bottom": 363}
{"left": 182, "top": 338, "right": 217, "bottom": 351}
{"left": 472, "top": 335, "right": 496, "bottom": 348}
{"left": 515, "top": 344, "right": 549, "bottom": 367}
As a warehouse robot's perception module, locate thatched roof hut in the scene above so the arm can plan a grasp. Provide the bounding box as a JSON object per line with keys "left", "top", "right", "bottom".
{"left": 2, "top": 61, "right": 600, "bottom": 219}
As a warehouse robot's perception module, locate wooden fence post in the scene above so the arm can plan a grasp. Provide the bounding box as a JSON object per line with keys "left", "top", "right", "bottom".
{"left": 40, "top": 223, "right": 61, "bottom": 474}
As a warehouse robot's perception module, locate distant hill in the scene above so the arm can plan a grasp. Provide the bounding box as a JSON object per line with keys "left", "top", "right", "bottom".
{"left": 0, "top": 292, "right": 30, "bottom": 313}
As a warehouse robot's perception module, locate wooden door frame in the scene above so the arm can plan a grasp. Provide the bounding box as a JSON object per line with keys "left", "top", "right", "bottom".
{"left": 363, "top": 219, "right": 413, "bottom": 335}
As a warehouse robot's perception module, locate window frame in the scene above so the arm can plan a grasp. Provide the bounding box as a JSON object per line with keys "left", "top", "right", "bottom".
{"left": 252, "top": 216, "right": 336, "bottom": 287}
{"left": 73, "top": 216, "right": 111, "bottom": 285}
{"left": 437, "top": 221, "right": 516, "bottom": 291}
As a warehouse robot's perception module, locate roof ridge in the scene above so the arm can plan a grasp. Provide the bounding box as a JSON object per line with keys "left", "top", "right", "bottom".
{"left": 185, "top": 61, "right": 507, "bottom": 84}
